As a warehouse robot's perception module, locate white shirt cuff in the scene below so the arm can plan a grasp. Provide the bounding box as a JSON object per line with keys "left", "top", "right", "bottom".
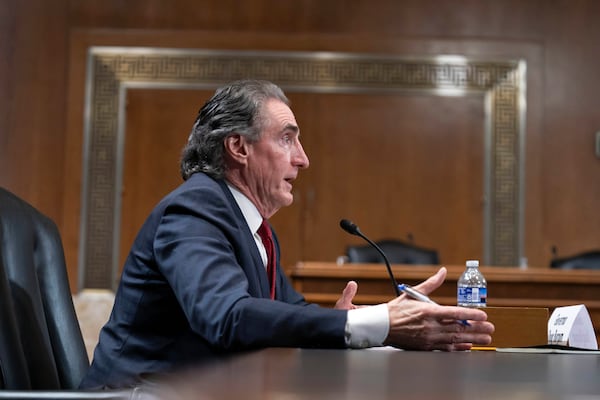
{"left": 344, "top": 303, "right": 390, "bottom": 348}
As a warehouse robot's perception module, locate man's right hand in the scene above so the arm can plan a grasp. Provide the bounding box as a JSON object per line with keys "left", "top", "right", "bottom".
{"left": 384, "top": 267, "right": 495, "bottom": 351}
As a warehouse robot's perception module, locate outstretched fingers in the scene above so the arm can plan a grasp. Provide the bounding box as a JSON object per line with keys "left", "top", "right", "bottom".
{"left": 385, "top": 300, "right": 495, "bottom": 350}
{"left": 437, "top": 309, "right": 495, "bottom": 347}
{"left": 412, "top": 267, "right": 447, "bottom": 295}
{"left": 424, "top": 319, "right": 494, "bottom": 350}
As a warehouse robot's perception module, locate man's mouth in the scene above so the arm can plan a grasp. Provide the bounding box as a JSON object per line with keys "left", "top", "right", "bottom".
{"left": 283, "top": 177, "right": 295, "bottom": 190}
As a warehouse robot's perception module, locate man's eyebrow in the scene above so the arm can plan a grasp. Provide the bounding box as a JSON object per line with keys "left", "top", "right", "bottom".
{"left": 283, "top": 123, "right": 299, "bottom": 133}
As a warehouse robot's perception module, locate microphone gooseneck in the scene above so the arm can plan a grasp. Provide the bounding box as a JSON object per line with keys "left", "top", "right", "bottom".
{"left": 339, "top": 219, "right": 400, "bottom": 296}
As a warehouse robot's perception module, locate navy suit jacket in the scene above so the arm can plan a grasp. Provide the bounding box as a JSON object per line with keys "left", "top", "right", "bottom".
{"left": 80, "top": 173, "right": 347, "bottom": 389}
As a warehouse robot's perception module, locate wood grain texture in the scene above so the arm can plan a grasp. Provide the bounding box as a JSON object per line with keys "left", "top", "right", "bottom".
{"left": 1, "top": 1, "right": 598, "bottom": 290}
{"left": 291, "top": 262, "right": 600, "bottom": 344}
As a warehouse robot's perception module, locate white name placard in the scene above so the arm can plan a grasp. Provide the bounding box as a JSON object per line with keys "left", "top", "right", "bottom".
{"left": 548, "top": 304, "right": 598, "bottom": 350}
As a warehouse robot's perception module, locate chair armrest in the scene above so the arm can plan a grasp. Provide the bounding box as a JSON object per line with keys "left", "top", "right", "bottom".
{"left": 0, "top": 389, "right": 140, "bottom": 400}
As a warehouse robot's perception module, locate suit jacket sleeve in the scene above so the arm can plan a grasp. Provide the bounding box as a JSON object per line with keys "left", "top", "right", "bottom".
{"left": 153, "top": 175, "right": 347, "bottom": 351}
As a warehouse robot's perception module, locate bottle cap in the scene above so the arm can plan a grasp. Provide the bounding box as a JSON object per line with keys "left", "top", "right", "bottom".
{"left": 466, "top": 260, "right": 479, "bottom": 267}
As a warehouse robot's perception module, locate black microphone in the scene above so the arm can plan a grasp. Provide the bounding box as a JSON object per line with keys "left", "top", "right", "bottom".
{"left": 339, "top": 219, "right": 400, "bottom": 296}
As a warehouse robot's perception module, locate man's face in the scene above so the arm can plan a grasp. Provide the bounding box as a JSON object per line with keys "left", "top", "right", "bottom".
{"left": 245, "top": 99, "right": 309, "bottom": 218}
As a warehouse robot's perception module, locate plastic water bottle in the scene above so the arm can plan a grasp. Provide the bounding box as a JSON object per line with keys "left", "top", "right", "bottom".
{"left": 457, "top": 260, "right": 487, "bottom": 307}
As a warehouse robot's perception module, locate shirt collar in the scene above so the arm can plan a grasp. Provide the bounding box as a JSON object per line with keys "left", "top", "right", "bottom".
{"left": 226, "top": 183, "right": 263, "bottom": 234}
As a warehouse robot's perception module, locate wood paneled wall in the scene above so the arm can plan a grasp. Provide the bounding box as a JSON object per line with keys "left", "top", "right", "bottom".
{"left": 1, "top": 0, "right": 599, "bottom": 291}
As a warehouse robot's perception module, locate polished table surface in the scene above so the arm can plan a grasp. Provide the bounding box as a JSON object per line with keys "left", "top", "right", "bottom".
{"left": 155, "top": 348, "right": 600, "bottom": 400}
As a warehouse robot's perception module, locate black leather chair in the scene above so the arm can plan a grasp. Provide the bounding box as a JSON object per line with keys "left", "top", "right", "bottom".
{"left": 550, "top": 250, "right": 600, "bottom": 270}
{"left": 345, "top": 239, "right": 440, "bottom": 265}
{"left": 0, "top": 188, "right": 137, "bottom": 399}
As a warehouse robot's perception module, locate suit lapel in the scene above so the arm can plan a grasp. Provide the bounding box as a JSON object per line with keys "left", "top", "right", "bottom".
{"left": 217, "top": 180, "right": 272, "bottom": 298}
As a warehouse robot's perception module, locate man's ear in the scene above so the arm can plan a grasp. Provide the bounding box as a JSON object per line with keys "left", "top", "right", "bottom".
{"left": 224, "top": 134, "right": 250, "bottom": 164}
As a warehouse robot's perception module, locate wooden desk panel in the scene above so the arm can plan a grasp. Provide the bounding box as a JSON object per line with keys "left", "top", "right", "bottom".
{"left": 290, "top": 262, "right": 600, "bottom": 343}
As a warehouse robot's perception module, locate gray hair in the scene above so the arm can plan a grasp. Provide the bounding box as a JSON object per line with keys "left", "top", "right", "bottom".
{"left": 180, "top": 80, "right": 289, "bottom": 180}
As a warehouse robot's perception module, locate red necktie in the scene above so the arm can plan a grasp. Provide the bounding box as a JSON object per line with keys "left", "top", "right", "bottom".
{"left": 257, "top": 219, "right": 276, "bottom": 299}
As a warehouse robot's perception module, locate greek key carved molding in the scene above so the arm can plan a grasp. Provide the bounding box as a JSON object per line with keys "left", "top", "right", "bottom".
{"left": 81, "top": 47, "right": 525, "bottom": 288}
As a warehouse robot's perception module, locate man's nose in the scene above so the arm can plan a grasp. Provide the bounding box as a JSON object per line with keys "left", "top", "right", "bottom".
{"left": 293, "top": 141, "right": 310, "bottom": 169}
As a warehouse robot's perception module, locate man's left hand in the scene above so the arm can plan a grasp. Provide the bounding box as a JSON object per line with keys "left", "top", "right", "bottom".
{"left": 334, "top": 281, "right": 359, "bottom": 310}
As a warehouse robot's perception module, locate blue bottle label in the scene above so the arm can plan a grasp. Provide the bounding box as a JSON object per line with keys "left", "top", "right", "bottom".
{"left": 457, "top": 287, "right": 487, "bottom": 305}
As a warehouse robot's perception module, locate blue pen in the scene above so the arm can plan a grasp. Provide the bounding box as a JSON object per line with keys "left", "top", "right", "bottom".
{"left": 397, "top": 284, "right": 471, "bottom": 327}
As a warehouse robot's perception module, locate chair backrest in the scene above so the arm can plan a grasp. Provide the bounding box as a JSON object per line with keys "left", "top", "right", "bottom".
{"left": 0, "top": 187, "right": 90, "bottom": 390}
{"left": 346, "top": 239, "right": 440, "bottom": 265}
{"left": 550, "top": 250, "right": 600, "bottom": 270}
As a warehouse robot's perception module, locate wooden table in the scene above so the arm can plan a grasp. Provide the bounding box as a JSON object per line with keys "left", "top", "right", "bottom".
{"left": 153, "top": 347, "right": 600, "bottom": 399}
{"left": 290, "top": 262, "right": 600, "bottom": 343}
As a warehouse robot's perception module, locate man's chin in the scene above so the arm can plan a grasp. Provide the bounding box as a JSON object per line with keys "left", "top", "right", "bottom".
{"left": 280, "top": 193, "right": 294, "bottom": 207}
{"left": 265, "top": 195, "right": 294, "bottom": 217}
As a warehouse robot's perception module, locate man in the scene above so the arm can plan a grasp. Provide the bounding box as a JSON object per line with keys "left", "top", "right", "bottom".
{"left": 80, "top": 80, "right": 494, "bottom": 389}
